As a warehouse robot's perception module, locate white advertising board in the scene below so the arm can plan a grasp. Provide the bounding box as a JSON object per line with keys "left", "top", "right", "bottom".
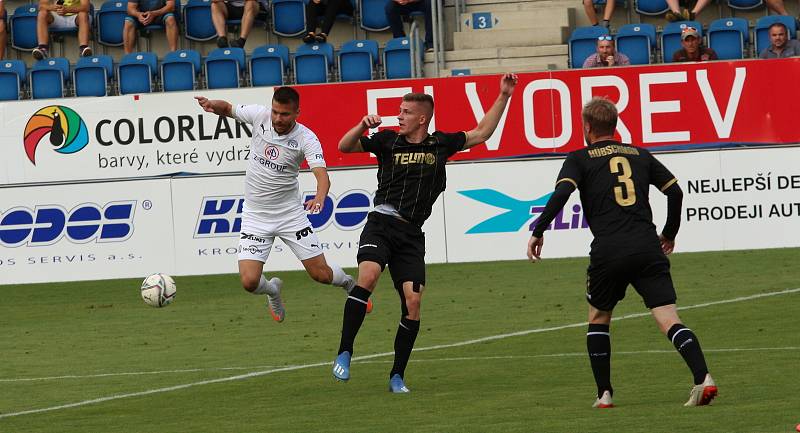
{"left": 169, "top": 167, "right": 448, "bottom": 276}
{"left": 660, "top": 146, "right": 800, "bottom": 252}
{"left": 443, "top": 146, "right": 800, "bottom": 262}
{"left": 1, "top": 146, "right": 797, "bottom": 284}
{"left": 2, "top": 88, "right": 272, "bottom": 185}
{"left": 0, "top": 178, "right": 175, "bottom": 284}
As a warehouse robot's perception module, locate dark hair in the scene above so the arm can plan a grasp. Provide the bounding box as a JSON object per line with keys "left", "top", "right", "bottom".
{"left": 768, "top": 22, "right": 788, "bottom": 34}
{"left": 273, "top": 86, "right": 300, "bottom": 108}
{"left": 402, "top": 93, "right": 434, "bottom": 112}
{"left": 582, "top": 97, "right": 618, "bottom": 137}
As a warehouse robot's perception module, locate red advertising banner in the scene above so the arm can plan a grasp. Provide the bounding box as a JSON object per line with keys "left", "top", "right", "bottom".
{"left": 294, "top": 58, "right": 800, "bottom": 167}
{"left": 3, "top": 58, "right": 799, "bottom": 185}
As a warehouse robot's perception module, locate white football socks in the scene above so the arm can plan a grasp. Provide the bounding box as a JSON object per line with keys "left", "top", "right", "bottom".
{"left": 330, "top": 263, "right": 348, "bottom": 287}
{"left": 253, "top": 275, "right": 278, "bottom": 296}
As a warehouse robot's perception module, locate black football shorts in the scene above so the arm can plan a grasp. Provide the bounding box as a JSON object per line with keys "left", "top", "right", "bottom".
{"left": 586, "top": 252, "right": 677, "bottom": 311}
{"left": 357, "top": 212, "right": 426, "bottom": 287}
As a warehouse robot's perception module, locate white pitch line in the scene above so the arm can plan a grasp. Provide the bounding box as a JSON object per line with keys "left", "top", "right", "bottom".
{"left": 4, "top": 346, "right": 798, "bottom": 383}
{"left": 1, "top": 287, "right": 797, "bottom": 420}
{"left": 0, "top": 366, "right": 286, "bottom": 383}
{"left": 354, "top": 346, "right": 800, "bottom": 364}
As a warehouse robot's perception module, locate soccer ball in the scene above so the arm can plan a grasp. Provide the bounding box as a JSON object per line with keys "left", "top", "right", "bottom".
{"left": 140, "top": 273, "right": 177, "bottom": 308}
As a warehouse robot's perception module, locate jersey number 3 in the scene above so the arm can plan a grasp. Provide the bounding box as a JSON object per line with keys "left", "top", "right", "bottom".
{"left": 609, "top": 156, "right": 636, "bottom": 206}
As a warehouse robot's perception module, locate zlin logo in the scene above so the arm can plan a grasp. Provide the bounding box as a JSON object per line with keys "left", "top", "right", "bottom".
{"left": 458, "top": 189, "right": 589, "bottom": 234}
{"left": 23, "top": 105, "right": 90, "bottom": 165}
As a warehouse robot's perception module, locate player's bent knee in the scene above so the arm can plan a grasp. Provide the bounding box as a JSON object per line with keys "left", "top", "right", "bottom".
{"left": 240, "top": 274, "right": 260, "bottom": 292}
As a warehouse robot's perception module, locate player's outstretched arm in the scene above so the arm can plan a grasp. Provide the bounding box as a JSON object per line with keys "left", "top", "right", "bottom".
{"left": 305, "top": 167, "right": 331, "bottom": 213}
{"left": 463, "top": 73, "right": 518, "bottom": 149}
{"left": 338, "top": 115, "right": 381, "bottom": 153}
{"left": 194, "top": 96, "right": 233, "bottom": 118}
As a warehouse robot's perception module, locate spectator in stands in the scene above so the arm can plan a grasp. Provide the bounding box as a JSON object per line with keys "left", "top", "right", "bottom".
{"left": 212, "top": 0, "right": 260, "bottom": 48}
{"left": 0, "top": 0, "right": 7, "bottom": 60}
{"left": 303, "top": 0, "right": 353, "bottom": 43}
{"left": 760, "top": 22, "right": 800, "bottom": 58}
{"left": 32, "top": 0, "right": 92, "bottom": 59}
{"left": 761, "top": 0, "right": 800, "bottom": 17}
{"left": 672, "top": 26, "right": 717, "bottom": 62}
{"left": 123, "top": 0, "right": 178, "bottom": 54}
{"left": 583, "top": 35, "right": 630, "bottom": 67}
{"left": 386, "top": 0, "right": 433, "bottom": 52}
{"left": 664, "top": 0, "right": 710, "bottom": 22}
{"left": 582, "top": 0, "right": 614, "bottom": 29}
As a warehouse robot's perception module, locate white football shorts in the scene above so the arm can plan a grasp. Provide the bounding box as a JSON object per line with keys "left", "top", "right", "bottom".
{"left": 238, "top": 207, "right": 322, "bottom": 263}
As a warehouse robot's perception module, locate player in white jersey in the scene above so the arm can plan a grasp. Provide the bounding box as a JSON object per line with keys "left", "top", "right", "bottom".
{"left": 194, "top": 87, "right": 371, "bottom": 322}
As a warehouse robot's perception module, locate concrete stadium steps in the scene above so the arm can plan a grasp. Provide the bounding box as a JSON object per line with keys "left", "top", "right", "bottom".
{"left": 459, "top": 8, "right": 576, "bottom": 30}
{"left": 423, "top": 45, "right": 568, "bottom": 76}
{"left": 458, "top": 0, "right": 593, "bottom": 27}
{"left": 453, "top": 27, "right": 570, "bottom": 49}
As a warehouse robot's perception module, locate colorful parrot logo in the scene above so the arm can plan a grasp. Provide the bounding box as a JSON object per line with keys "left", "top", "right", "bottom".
{"left": 23, "top": 106, "right": 89, "bottom": 165}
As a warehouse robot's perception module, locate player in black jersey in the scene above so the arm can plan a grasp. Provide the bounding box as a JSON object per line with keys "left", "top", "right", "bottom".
{"left": 527, "top": 97, "right": 717, "bottom": 408}
{"left": 332, "top": 73, "right": 518, "bottom": 392}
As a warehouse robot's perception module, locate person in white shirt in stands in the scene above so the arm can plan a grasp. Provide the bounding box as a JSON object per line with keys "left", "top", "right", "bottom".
{"left": 194, "top": 87, "right": 371, "bottom": 322}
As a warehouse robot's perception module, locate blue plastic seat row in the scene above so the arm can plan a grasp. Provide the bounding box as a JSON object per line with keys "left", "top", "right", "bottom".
{"left": 10, "top": 0, "right": 396, "bottom": 52}
{"left": 0, "top": 38, "right": 414, "bottom": 100}
{"left": 568, "top": 15, "right": 797, "bottom": 68}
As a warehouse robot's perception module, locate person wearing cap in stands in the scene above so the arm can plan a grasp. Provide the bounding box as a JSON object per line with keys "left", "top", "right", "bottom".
{"left": 672, "top": 26, "right": 717, "bottom": 62}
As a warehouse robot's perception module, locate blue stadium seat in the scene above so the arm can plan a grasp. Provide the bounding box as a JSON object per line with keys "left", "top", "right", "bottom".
{"left": 708, "top": 18, "right": 749, "bottom": 60}
{"left": 616, "top": 23, "right": 656, "bottom": 65}
{"left": 359, "top": 0, "right": 390, "bottom": 31}
{"left": 184, "top": 0, "right": 216, "bottom": 41}
{"left": 205, "top": 47, "right": 246, "bottom": 89}
{"left": 293, "top": 42, "right": 334, "bottom": 84}
{"left": 755, "top": 15, "right": 797, "bottom": 56}
{"left": 249, "top": 44, "right": 289, "bottom": 86}
{"left": 271, "top": 0, "right": 305, "bottom": 37}
{"left": 10, "top": 4, "right": 39, "bottom": 51}
{"left": 97, "top": 0, "right": 128, "bottom": 46}
{"left": 568, "top": 26, "right": 610, "bottom": 68}
{"left": 727, "top": 0, "right": 763, "bottom": 9}
{"left": 338, "top": 39, "right": 379, "bottom": 81}
{"left": 30, "top": 58, "right": 70, "bottom": 99}
{"left": 118, "top": 52, "right": 158, "bottom": 94}
{"left": 635, "top": 0, "right": 668, "bottom": 15}
{"left": 661, "top": 21, "right": 703, "bottom": 63}
{"left": 383, "top": 37, "right": 411, "bottom": 79}
{"left": 74, "top": 55, "right": 114, "bottom": 97}
{"left": 0, "top": 60, "right": 27, "bottom": 101}
{"left": 161, "top": 49, "right": 201, "bottom": 91}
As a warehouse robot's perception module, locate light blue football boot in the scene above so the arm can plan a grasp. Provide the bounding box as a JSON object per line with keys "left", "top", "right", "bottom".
{"left": 332, "top": 351, "right": 351, "bottom": 382}
{"left": 388, "top": 374, "right": 410, "bottom": 393}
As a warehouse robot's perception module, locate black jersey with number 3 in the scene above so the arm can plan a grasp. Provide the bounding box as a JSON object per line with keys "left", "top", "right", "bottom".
{"left": 556, "top": 140, "right": 677, "bottom": 259}
{"left": 359, "top": 129, "right": 466, "bottom": 227}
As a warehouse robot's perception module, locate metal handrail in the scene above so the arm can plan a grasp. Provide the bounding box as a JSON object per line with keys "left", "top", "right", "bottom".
{"left": 409, "top": 21, "right": 420, "bottom": 78}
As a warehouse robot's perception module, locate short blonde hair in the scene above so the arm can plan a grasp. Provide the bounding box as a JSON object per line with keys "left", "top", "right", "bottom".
{"left": 582, "top": 97, "right": 617, "bottom": 137}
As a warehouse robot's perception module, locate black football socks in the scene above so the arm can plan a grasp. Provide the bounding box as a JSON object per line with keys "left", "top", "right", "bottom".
{"left": 337, "top": 285, "right": 371, "bottom": 355}
{"left": 587, "top": 323, "right": 613, "bottom": 398}
{"left": 668, "top": 324, "right": 709, "bottom": 385}
{"left": 390, "top": 317, "right": 420, "bottom": 378}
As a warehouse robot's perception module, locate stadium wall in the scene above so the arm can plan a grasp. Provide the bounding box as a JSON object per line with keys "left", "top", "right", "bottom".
{"left": 1, "top": 145, "right": 798, "bottom": 284}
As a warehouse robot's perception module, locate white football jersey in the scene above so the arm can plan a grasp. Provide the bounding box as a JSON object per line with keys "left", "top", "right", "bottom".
{"left": 233, "top": 104, "right": 326, "bottom": 213}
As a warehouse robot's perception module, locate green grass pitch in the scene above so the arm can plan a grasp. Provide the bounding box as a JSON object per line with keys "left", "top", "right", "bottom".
{"left": 1, "top": 248, "right": 799, "bottom": 432}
